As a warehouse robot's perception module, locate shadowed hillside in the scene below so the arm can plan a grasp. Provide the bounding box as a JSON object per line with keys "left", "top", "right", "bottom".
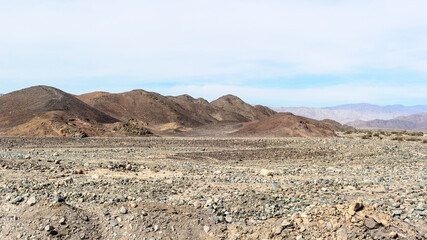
{"left": 77, "top": 91, "right": 276, "bottom": 131}
{"left": 231, "top": 113, "right": 337, "bottom": 137}
{"left": 0, "top": 86, "right": 118, "bottom": 130}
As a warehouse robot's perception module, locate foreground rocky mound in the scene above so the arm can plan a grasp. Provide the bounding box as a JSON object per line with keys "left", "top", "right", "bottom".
{"left": 231, "top": 113, "right": 337, "bottom": 137}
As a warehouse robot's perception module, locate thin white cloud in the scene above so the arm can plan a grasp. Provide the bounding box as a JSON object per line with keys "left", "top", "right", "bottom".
{"left": 1, "top": 0, "right": 427, "bottom": 79}
{"left": 1, "top": 0, "right": 427, "bottom": 106}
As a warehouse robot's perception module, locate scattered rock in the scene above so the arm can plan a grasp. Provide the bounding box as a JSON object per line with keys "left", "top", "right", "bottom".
{"left": 260, "top": 169, "right": 274, "bottom": 176}
{"left": 26, "top": 196, "right": 37, "bottom": 206}
{"left": 119, "top": 206, "right": 128, "bottom": 214}
{"left": 44, "top": 225, "right": 54, "bottom": 232}
{"left": 125, "top": 164, "right": 132, "bottom": 170}
{"left": 389, "top": 231, "right": 398, "bottom": 239}
{"left": 10, "top": 196, "right": 24, "bottom": 205}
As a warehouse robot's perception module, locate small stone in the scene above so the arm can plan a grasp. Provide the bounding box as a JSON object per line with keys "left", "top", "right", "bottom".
{"left": 55, "top": 159, "right": 61, "bottom": 164}
{"left": 76, "top": 169, "right": 84, "bottom": 174}
{"left": 53, "top": 152, "right": 59, "bottom": 157}
{"left": 389, "top": 231, "right": 398, "bottom": 239}
{"left": 59, "top": 217, "right": 66, "bottom": 224}
{"left": 130, "top": 202, "right": 138, "bottom": 208}
{"left": 225, "top": 216, "right": 233, "bottom": 223}
{"left": 10, "top": 196, "right": 24, "bottom": 205}
{"left": 125, "top": 164, "right": 132, "bottom": 170}
{"left": 271, "top": 184, "right": 280, "bottom": 191}
{"left": 54, "top": 194, "right": 65, "bottom": 203}
{"left": 393, "top": 210, "right": 404, "bottom": 216}
{"left": 154, "top": 225, "right": 159, "bottom": 231}
{"left": 203, "top": 225, "right": 210, "bottom": 233}
{"left": 364, "top": 217, "right": 379, "bottom": 229}
{"left": 26, "top": 196, "right": 37, "bottom": 206}
{"left": 24, "top": 155, "right": 31, "bottom": 159}
{"left": 119, "top": 206, "right": 128, "bottom": 214}
{"left": 260, "top": 169, "right": 274, "bottom": 176}
{"left": 296, "top": 235, "right": 304, "bottom": 240}
{"left": 44, "top": 225, "right": 54, "bottom": 232}
{"left": 193, "top": 201, "right": 202, "bottom": 209}
{"left": 274, "top": 225, "right": 283, "bottom": 235}
{"left": 336, "top": 227, "right": 348, "bottom": 240}
{"left": 349, "top": 202, "right": 363, "bottom": 213}
{"left": 281, "top": 220, "right": 293, "bottom": 228}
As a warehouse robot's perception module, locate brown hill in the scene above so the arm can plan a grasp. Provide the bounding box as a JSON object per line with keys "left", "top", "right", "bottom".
{"left": 320, "top": 119, "right": 355, "bottom": 132}
{"left": 77, "top": 90, "right": 214, "bottom": 128}
{"left": 77, "top": 91, "right": 276, "bottom": 131}
{"left": 211, "top": 95, "right": 275, "bottom": 122}
{"left": 0, "top": 86, "right": 121, "bottom": 137}
{"left": 348, "top": 113, "right": 427, "bottom": 130}
{"left": 231, "top": 113, "right": 337, "bottom": 137}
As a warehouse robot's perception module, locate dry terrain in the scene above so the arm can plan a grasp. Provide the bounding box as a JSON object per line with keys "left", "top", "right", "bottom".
{"left": 0, "top": 135, "right": 426, "bottom": 239}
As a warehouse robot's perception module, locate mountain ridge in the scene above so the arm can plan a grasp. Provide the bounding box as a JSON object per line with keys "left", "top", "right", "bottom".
{"left": 347, "top": 112, "right": 427, "bottom": 130}
{"left": 0, "top": 86, "right": 351, "bottom": 137}
{"left": 272, "top": 103, "right": 427, "bottom": 124}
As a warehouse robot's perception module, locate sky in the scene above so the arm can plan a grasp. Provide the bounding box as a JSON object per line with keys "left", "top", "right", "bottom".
{"left": 1, "top": 0, "right": 427, "bottom": 107}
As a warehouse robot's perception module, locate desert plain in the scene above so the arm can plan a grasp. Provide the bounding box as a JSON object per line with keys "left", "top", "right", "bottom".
{"left": 0, "top": 132, "right": 426, "bottom": 240}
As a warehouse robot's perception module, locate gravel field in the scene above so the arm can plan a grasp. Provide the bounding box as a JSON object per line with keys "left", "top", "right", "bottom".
{"left": 0, "top": 136, "right": 426, "bottom": 239}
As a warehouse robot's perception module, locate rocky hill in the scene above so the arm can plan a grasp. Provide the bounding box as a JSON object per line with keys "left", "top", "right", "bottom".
{"left": 231, "top": 113, "right": 337, "bottom": 137}
{"left": 348, "top": 113, "right": 427, "bottom": 130}
{"left": 0, "top": 86, "right": 123, "bottom": 137}
{"left": 0, "top": 86, "right": 345, "bottom": 137}
{"left": 77, "top": 91, "right": 276, "bottom": 131}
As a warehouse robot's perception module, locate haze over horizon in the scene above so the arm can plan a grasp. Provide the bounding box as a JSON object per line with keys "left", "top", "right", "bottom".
{"left": 1, "top": 0, "right": 427, "bottom": 107}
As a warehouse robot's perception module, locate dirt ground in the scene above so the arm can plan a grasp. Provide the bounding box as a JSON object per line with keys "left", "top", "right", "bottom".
{"left": 0, "top": 136, "right": 425, "bottom": 239}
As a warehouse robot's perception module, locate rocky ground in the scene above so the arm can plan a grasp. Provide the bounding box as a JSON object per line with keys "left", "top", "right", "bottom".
{"left": 0, "top": 136, "right": 425, "bottom": 239}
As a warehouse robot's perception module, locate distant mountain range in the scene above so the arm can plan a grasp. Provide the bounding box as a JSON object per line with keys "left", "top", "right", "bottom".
{"left": 272, "top": 103, "right": 427, "bottom": 124}
{"left": 348, "top": 113, "right": 427, "bottom": 130}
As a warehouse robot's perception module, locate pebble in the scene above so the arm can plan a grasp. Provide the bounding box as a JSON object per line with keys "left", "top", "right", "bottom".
{"left": 119, "top": 206, "right": 128, "bottom": 214}
{"left": 389, "top": 231, "right": 398, "bottom": 239}
{"left": 125, "top": 164, "right": 132, "bottom": 170}
{"left": 44, "top": 225, "right": 54, "bottom": 232}
{"left": 26, "top": 196, "right": 37, "bottom": 206}
{"left": 10, "top": 196, "right": 24, "bottom": 205}
{"left": 393, "top": 210, "right": 404, "bottom": 216}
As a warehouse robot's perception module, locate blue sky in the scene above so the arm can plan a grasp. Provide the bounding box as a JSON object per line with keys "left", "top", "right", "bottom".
{"left": 1, "top": 0, "right": 427, "bottom": 107}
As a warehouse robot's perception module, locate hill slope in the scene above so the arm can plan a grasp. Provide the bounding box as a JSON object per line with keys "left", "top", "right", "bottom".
{"left": 77, "top": 91, "right": 276, "bottom": 130}
{"left": 0, "top": 86, "right": 120, "bottom": 137}
{"left": 231, "top": 113, "right": 336, "bottom": 137}
{"left": 348, "top": 113, "right": 427, "bottom": 130}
